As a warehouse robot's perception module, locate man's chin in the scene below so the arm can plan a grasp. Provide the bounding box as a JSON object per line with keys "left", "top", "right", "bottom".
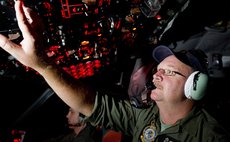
{"left": 150, "top": 90, "right": 161, "bottom": 101}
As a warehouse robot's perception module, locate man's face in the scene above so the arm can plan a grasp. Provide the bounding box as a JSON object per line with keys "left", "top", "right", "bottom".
{"left": 66, "top": 108, "right": 81, "bottom": 128}
{"left": 150, "top": 55, "right": 193, "bottom": 104}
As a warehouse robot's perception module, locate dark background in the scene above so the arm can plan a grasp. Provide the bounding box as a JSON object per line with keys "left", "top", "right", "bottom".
{"left": 1, "top": 0, "right": 230, "bottom": 141}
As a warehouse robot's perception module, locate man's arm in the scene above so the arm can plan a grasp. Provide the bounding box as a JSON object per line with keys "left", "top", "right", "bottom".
{"left": 0, "top": 1, "right": 95, "bottom": 116}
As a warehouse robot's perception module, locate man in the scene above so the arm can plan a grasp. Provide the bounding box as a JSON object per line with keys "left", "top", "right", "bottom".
{"left": 0, "top": 1, "right": 230, "bottom": 142}
{"left": 42, "top": 107, "right": 102, "bottom": 142}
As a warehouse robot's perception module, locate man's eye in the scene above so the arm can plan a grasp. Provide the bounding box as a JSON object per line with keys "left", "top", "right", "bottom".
{"left": 165, "top": 70, "right": 171, "bottom": 74}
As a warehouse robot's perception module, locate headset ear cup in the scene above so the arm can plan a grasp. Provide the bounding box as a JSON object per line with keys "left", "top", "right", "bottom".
{"left": 184, "top": 71, "right": 208, "bottom": 100}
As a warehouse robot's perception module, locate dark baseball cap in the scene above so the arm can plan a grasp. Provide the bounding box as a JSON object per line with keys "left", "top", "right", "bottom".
{"left": 152, "top": 45, "right": 208, "bottom": 73}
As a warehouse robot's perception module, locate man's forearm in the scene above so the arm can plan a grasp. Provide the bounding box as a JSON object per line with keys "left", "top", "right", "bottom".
{"left": 40, "top": 64, "right": 96, "bottom": 117}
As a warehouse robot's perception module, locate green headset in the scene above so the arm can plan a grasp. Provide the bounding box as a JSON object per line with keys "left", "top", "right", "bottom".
{"left": 184, "top": 71, "right": 208, "bottom": 100}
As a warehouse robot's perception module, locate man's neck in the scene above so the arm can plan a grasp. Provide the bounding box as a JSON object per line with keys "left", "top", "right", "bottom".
{"left": 158, "top": 100, "right": 194, "bottom": 125}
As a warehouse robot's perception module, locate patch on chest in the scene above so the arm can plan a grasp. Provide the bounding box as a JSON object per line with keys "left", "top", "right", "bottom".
{"left": 140, "top": 121, "right": 157, "bottom": 142}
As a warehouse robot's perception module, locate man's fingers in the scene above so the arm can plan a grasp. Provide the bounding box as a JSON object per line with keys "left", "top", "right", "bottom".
{"left": 14, "top": 0, "right": 31, "bottom": 39}
{"left": 23, "top": 6, "right": 45, "bottom": 34}
{"left": 82, "top": 0, "right": 96, "bottom": 5}
{"left": 0, "top": 35, "right": 8, "bottom": 49}
{"left": 0, "top": 34, "right": 20, "bottom": 55}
